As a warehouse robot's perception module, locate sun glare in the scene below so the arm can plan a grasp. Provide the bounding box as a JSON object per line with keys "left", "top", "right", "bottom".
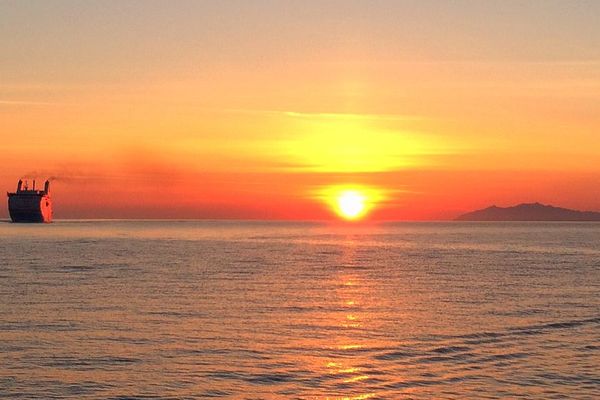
{"left": 277, "top": 112, "right": 446, "bottom": 173}
{"left": 337, "top": 190, "right": 366, "bottom": 220}
{"left": 317, "top": 185, "right": 386, "bottom": 221}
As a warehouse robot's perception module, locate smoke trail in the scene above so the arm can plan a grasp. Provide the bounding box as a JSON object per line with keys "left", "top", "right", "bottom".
{"left": 20, "top": 170, "right": 102, "bottom": 184}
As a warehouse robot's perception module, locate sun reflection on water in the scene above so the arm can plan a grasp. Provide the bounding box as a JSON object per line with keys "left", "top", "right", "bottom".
{"left": 321, "top": 233, "right": 380, "bottom": 400}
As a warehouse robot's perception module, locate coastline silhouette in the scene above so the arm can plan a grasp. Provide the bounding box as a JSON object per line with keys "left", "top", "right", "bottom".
{"left": 457, "top": 202, "right": 600, "bottom": 221}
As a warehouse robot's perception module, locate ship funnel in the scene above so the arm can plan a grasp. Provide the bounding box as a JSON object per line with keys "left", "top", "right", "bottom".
{"left": 17, "top": 179, "right": 23, "bottom": 192}
{"left": 44, "top": 180, "right": 50, "bottom": 194}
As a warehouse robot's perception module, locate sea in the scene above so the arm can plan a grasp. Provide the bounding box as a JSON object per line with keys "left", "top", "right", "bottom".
{"left": 0, "top": 220, "right": 598, "bottom": 399}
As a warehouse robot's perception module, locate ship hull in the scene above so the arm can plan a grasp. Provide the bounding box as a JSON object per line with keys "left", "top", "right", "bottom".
{"left": 8, "top": 194, "right": 52, "bottom": 223}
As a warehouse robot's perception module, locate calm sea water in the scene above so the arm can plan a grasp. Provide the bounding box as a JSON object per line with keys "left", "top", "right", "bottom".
{"left": 0, "top": 221, "right": 599, "bottom": 399}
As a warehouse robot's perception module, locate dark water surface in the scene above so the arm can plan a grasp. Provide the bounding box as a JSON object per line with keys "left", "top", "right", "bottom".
{"left": 1, "top": 221, "right": 599, "bottom": 399}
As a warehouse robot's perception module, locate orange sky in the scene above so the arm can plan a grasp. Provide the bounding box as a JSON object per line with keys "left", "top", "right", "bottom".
{"left": 1, "top": 1, "right": 599, "bottom": 219}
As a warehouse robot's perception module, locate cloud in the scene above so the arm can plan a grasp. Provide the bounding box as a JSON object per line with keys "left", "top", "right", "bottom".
{"left": 0, "top": 100, "right": 71, "bottom": 106}
{"left": 283, "top": 111, "right": 421, "bottom": 121}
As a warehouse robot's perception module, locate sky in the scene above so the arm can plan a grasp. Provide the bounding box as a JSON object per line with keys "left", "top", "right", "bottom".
{"left": 1, "top": 0, "right": 599, "bottom": 220}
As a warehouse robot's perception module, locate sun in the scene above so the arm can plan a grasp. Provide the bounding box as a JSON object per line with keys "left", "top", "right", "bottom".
{"left": 336, "top": 190, "right": 366, "bottom": 220}
{"left": 316, "top": 184, "right": 386, "bottom": 221}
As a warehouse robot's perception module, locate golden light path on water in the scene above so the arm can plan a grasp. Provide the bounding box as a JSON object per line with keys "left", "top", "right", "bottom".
{"left": 329, "top": 236, "right": 375, "bottom": 400}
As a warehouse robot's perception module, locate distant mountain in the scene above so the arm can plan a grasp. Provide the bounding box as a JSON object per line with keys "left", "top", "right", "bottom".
{"left": 456, "top": 202, "right": 600, "bottom": 221}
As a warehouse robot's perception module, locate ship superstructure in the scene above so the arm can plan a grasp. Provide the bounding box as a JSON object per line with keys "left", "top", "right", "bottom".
{"left": 7, "top": 180, "right": 53, "bottom": 223}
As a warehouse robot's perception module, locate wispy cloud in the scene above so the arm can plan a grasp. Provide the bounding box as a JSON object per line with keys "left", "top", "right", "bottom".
{"left": 283, "top": 111, "right": 421, "bottom": 121}
{"left": 195, "top": 106, "right": 422, "bottom": 121}
{"left": 0, "top": 100, "right": 71, "bottom": 106}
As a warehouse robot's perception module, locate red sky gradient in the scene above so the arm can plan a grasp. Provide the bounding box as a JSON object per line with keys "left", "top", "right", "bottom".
{"left": 1, "top": 1, "right": 599, "bottom": 220}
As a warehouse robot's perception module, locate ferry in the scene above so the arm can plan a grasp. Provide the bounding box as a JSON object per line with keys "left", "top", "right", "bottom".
{"left": 7, "top": 179, "right": 53, "bottom": 223}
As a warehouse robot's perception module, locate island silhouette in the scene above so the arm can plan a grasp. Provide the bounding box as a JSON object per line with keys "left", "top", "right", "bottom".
{"left": 456, "top": 202, "right": 600, "bottom": 221}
